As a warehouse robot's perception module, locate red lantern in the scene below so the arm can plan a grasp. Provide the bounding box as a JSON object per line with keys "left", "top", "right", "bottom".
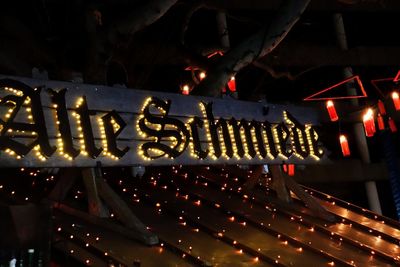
{"left": 199, "top": 72, "right": 206, "bottom": 81}
{"left": 227, "top": 76, "right": 236, "bottom": 92}
{"left": 326, "top": 100, "right": 339, "bottom": 121}
{"left": 362, "top": 108, "right": 376, "bottom": 137}
{"left": 283, "top": 164, "right": 295, "bottom": 176}
{"left": 389, "top": 117, "right": 397, "bottom": 132}
{"left": 182, "top": 84, "right": 190, "bottom": 95}
{"left": 377, "top": 114, "right": 385, "bottom": 130}
{"left": 287, "top": 164, "right": 295, "bottom": 176}
{"left": 282, "top": 164, "right": 287, "bottom": 173}
{"left": 392, "top": 91, "right": 400, "bottom": 110}
{"left": 339, "top": 135, "right": 350, "bottom": 157}
{"left": 377, "top": 100, "right": 386, "bottom": 115}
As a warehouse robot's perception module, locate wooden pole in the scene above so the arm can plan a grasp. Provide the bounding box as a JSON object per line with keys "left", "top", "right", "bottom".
{"left": 93, "top": 162, "right": 159, "bottom": 245}
{"left": 269, "top": 165, "right": 291, "bottom": 203}
{"left": 82, "top": 168, "right": 108, "bottom": 217}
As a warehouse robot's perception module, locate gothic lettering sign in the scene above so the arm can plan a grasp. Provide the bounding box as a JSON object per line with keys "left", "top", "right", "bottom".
{"left": 0, "top": 75, "right": 325, "bottom": 167}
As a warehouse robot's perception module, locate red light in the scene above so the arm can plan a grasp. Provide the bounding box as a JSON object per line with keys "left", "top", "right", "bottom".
{"left": 339, "top": 135, "right": 350, "bottom": 157}
{"left": 199, "top": 72, "right": 206, "bottom": 80}
{"left": 389, "top": 117, "right": 397, "bottom": 132}
{"left": 377, "top": 114, "right": 385, "bottom": 130}
{"left": 182, "top": 85, "right": 190, "bottom": 95}
{"left": 227, "top": 76, "right": 236, "bottom": 92}
{"left": 377, "top": 100, "right": 386, "bottom": 115}
{"left": 326, "top": 100, "right": 338, "bottom": 121}
{"left": 363, "top": 109, "right": 376, "bottom": 137}
{"left": 392, "top": 92, "right": 400, "bottom": 110}
{"left": 393, "top": 70, "right": 400, "bottom": 82}
{"left": 288, "top": 164, "right": 295, "bottom": 176}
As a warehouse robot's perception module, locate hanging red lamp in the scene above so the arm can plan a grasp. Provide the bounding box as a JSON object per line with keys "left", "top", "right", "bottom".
{"left": 339, "top": 135, "right": 350, "bottom": 157}
{"left": 377, "top": 100, "right": 386, "bottom": 115}
{"left": 389, "top": 117, "right": 397, "bottom": 132}
{"left": 199, "top": 72, "right": 206, "bottom": 81}
{"left": 377, "top": 114, "right": 385, "bottom": 130}
{"left": 326, "top": 100, "right": 339, "bottom": 121}
{"left": 392, "top": 91, "right": 400, "bottom": 110}
{"left": 181, "top": 84, "right": 190, "bottom": 95}
{"left": 362, "top": 108, "right": 376, "bottom": 137}
{"left": 227, "top": 76, "right": 236, "bottom": 92}
{"left": 282, "top": 164, "right": 295, "bottom": 176}
{"left": 287, "top": 164, "right": 295, "bottom": 176}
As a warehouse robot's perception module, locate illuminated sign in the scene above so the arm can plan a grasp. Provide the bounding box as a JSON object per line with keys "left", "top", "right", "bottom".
{"left": 0, "top": 76, "right": 324, "bottom": 167}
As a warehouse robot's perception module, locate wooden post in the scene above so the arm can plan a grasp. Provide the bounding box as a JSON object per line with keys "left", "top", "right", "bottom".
{"left": 82, "top": 168, "right": 108, "bottom": 217}
{"left": 48, "top": 168, "right": 79, "bottom": 202}
{"left": 53, "top": 202, "right": 158, "bottom": 245}
{"left": 283, "top": 174, "right": 336, "bottom": 222}
{"left": 242, "top": 165, "right": 264, "bottom": 193}
{"left": 93, "top": 162, "right": 159, "bottom": 245}
{"left": 269, "top": 165, "right": 291, "bottom": 203}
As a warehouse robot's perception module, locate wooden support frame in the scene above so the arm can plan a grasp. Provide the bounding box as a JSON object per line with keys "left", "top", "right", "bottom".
{"left": 269, "top": 165, "right": 336, "bottom": 222}
{"left": 269, "top": 165, "right": 291, "bottom": 203}
{"left": 82, "top": 168, "right": 108, "bottom": 217}
{"left": 47, "top": 164, "right": 159, "bottom": 245}
{"left": 242, "top": 165, "right": 264, "bottom": 193}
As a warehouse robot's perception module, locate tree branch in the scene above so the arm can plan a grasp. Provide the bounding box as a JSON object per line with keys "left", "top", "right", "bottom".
{"left": 180, "top": 2, "right": 205, "bottom": 46}
{"left": 113, "top": 0, "right": 179, "bottom": 35}
{"left": 253, "top": 61, "right": 323, "bottom": 81}
{"left": 191, "top": 0, "right": 311, "bottom": 97}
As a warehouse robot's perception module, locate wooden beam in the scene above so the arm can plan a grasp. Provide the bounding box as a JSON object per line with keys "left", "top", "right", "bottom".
{"left": 96, "top": 178, "right": 159, "bottom": 245}
{"left": 283, "top": 174, "right": 337, "bottom": 222}
{"left": 242, "top": 165, "right": 264, "bottom": 192}
{"left": 260, "top": 44, "right": 400, "bottom": 67}
{"left": 206, "top": 0, "right": 400, "bottom": 12}
{"left": 269, "top": 165, "right": 291, "bottom": 203}
{"left": 48, "top": 168, "right": 79, "bottom": 202}
{"left": 53, "top": 203, "right": 159, "bottom": 245}
{"left": 114, "top": 41, "right": 400, "bottom": 67}
{"left": 82, "top": 168, "right": 109, "bottom": 217}
{"left": 293, "top": 159, "right": 391, "bottom": 184}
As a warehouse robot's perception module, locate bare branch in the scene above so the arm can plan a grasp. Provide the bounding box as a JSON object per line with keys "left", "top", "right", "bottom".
{"left": 114, "top": 0, "right": 179, "bottom": 35}
{"left": 253, "top": 61, "right": 323, "bottom": 81}
{"left": 180, "top": 2, "right": 205, "bottom": 46}
{"left": 191, "top": 0, "right": 311, "bottom": 97}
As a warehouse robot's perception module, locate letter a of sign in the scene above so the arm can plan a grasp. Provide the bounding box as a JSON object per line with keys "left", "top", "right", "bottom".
{"left": 0, "top": 79, "right": 56, "bottom": 158}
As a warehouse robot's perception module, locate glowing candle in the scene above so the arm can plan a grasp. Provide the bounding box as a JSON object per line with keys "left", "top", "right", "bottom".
{"left": 377, "top": 114, "right": 385, "bottom": 130}
{"left": 392, "top": 92, "right": 400, "bottom": 110}
{"left": 227, "top": 76, "right": 236, "bottom": 92}
{"left": 339, "top": 135, "right": 350, "bottom": 157}
{"left": 287, "top": 164, "right": 295, "bottom": 176}
{"left": 182, "top": 84, "right": 190, "bottom": 95}
{"left": 199, "top": 72, "right": 206, "bottom": 80}
{"left": 363, "top": 108, "right": 376, "bottom": 137}
{"left": 326, "top": 100, "right": 338, "bottom": 121}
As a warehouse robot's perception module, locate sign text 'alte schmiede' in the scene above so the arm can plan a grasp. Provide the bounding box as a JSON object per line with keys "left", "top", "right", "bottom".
{"left": 0, "top": 78, "right": 323, "bottom": 166}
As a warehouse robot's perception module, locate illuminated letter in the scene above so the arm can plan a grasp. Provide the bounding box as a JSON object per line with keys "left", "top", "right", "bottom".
{"left": 101, "top": 110, "right": 129, "bottom": 158}
{"left": 49, "top": 88, "right": 80, "bottom": 159}
{"left": 0, "top": 79, "right": 55, "bottom": 158}
{"left": 284, "top": 111, "right": 309, "bottom": 159}
{"left": 188, "top": 117, "right": 208, "bottom": 159}
{"left": 306, "top": 125, "right": 324, "bottom": 159}
{"left": 272, "top": 123, "right": 292, "bottom": 159}
{"left": 75, "top": 96, "right": 102, "bottom": 158}
{"left": 138, "top": 97, "right": 189, "bottom": 159}
{"left": 201, "top": 102, "right": 233, "bottom": 159}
